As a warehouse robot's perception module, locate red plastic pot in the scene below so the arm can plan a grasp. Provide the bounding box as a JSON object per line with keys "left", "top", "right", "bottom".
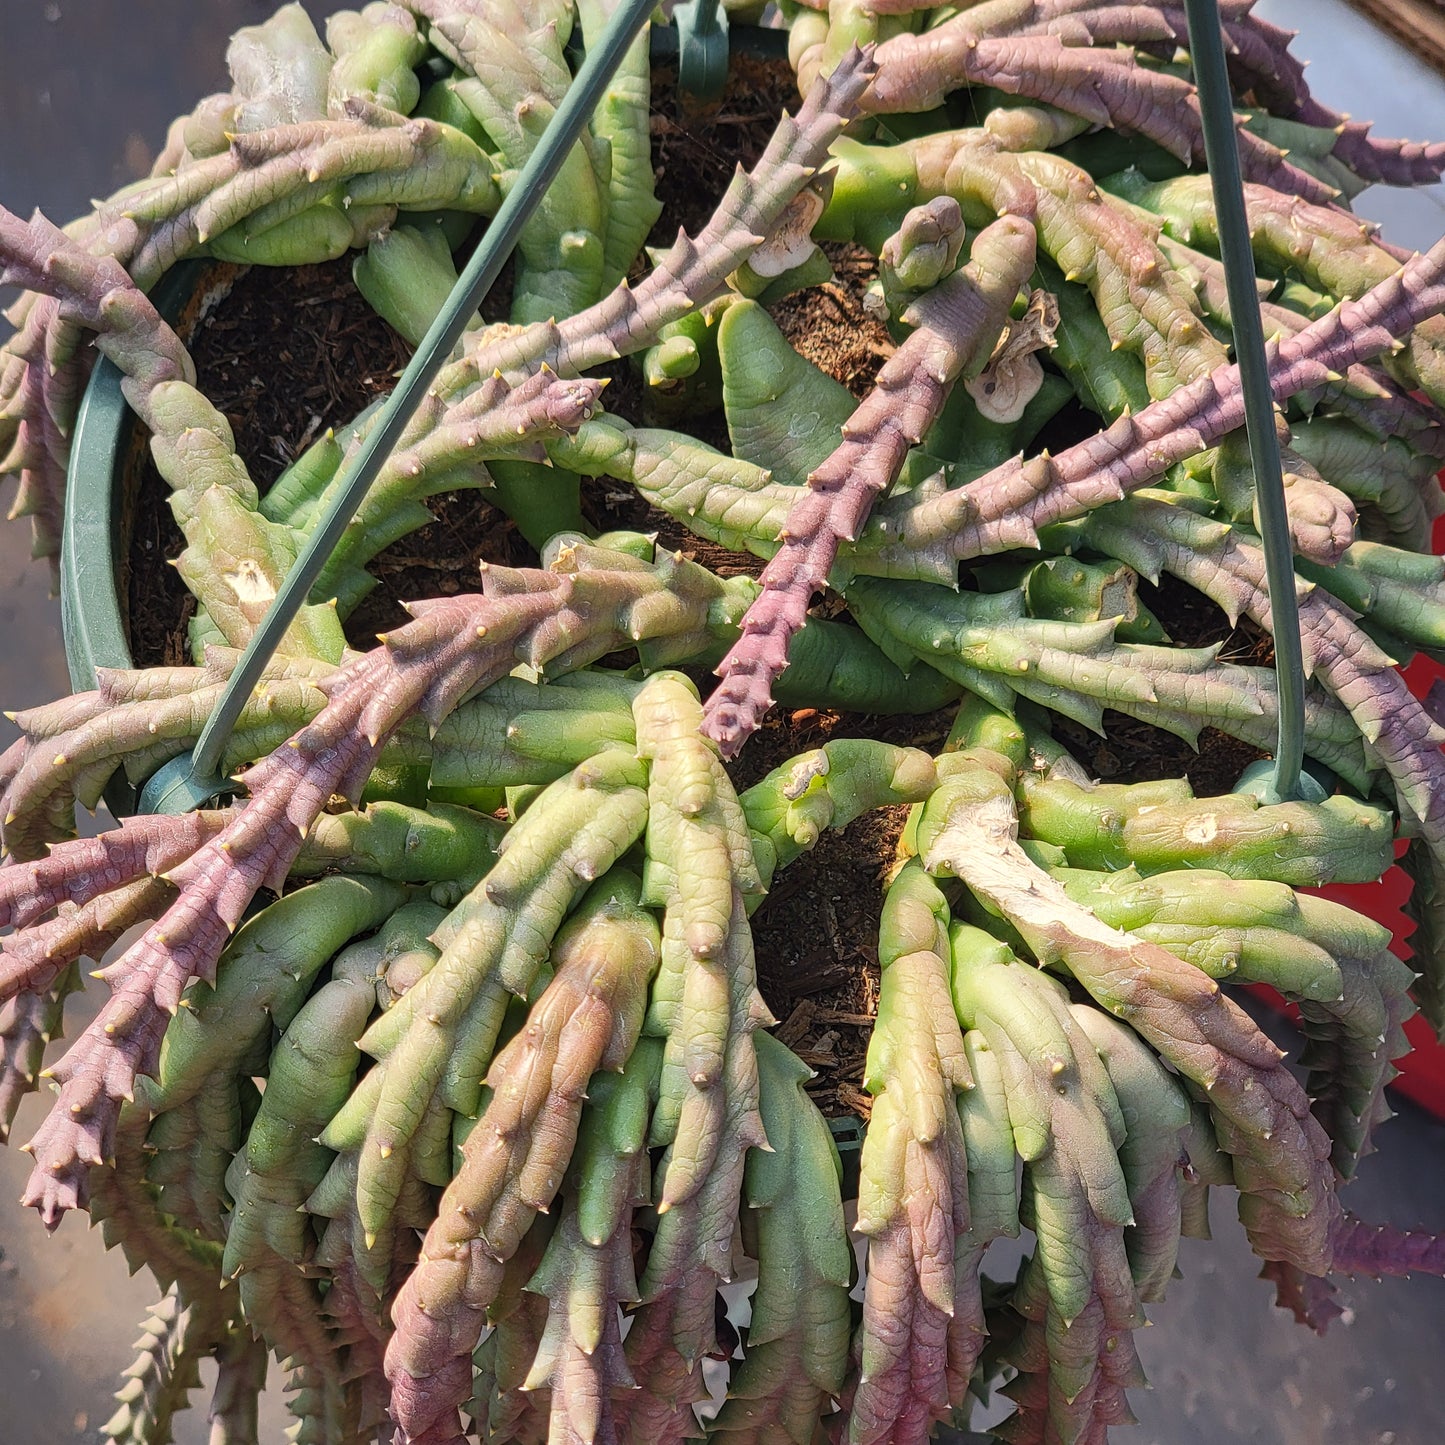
{"left": 1253, "top": 512, "right": 1445, "bottom": 1122}
{"left": 1255, "top": 858, "right": 1445, "bottom": 1121}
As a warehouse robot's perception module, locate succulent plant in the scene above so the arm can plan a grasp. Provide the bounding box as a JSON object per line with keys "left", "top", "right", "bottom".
{"left": 3, "top": 3, "right": 1445, "bottom": 1443}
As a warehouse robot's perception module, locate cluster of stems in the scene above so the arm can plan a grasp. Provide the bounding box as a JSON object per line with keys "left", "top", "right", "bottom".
{"left": 5, "top": 3, "right": 1445, "bottom": 1443}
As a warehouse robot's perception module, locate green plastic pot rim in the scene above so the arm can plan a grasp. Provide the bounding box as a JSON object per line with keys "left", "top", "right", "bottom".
{"left": 62, "top": 259, "right": 239, "bottom": 685}
{"left": 827, "top": 1111, "right": 864, "bottom": 1199}
{"left": 60, "top": 260, "right": 389, "bottom": 818}
{"left": 61, "top": 258, "right": 237, "bottom": 816}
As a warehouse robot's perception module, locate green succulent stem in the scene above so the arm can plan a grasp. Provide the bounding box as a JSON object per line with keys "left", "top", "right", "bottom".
{"left": 918, "top": 745, "right": 1339, "bottom": 1277}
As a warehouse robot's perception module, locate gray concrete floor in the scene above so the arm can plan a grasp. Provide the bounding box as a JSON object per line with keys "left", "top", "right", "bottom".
{"left": 1, "top": 3, "right": 1444, "bottom": 1442}
{"left": 1110, "top": 1012, "right": 1445, "bottom": 1445}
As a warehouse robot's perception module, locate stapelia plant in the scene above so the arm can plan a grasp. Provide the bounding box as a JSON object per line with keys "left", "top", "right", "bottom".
{"left": 4, "top": 2, "right": 1445, "bottom": 1442}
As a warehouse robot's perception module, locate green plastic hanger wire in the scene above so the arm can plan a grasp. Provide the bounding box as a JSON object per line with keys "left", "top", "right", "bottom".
{"left": 1181, "top": 0, "right": 1309, "bottom": 804}
{"left": 140, "top": 0, "right": 666, "bottom": 814}
{"left": 674, "top": 0, "right": 731, "bottom": 100}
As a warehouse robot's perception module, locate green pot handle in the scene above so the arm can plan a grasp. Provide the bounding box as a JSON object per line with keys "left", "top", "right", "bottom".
{"left": 1183, "top": 0, "right": 1306, "bottom": 803}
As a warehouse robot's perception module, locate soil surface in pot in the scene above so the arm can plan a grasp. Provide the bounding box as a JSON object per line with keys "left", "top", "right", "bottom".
{"left": 124, "top": 260, "right": 417, "bottom": 667}
{"left": 120, "top": 53, "right": 1270, "bottom": 1116}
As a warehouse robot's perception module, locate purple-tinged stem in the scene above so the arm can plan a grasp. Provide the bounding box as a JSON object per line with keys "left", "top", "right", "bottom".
{"left": 1161, "top": 234, "right": 1445, "bottom": 458}
{"left": 701, "top": 214, "right": 1035, "bottom": 756}
{"left": 1260, "top": 1259, "right": 1346, "bottom": 1336}
{"left": 0, "top": 813, "right": 218, "bottom": 934}
{"left": 0, "top": 968, "right": 75, "bottom": 1144}
{"left": 1229, "top": 7, "right": 1445, "bottom": 185}
{"left": 869, "top": 236, "right": 1445, "bottom": 570}
{"left": 0, "top": 210, "right": 193, "bottom": 419}
{"left": 0, "top": 876, "right": 175, "bottom": 1007}
{"left": 868, "top": 28, "right": 1338, "bottom": 204}
{"left": 855, "top": 1, "right": 1445, "bottom": 188}
{"left": 0, "top": 296, "right": 72, "bottom": 567}
{"left": 1330, "top": 1214, "right": 1445, "bottom": 1279}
